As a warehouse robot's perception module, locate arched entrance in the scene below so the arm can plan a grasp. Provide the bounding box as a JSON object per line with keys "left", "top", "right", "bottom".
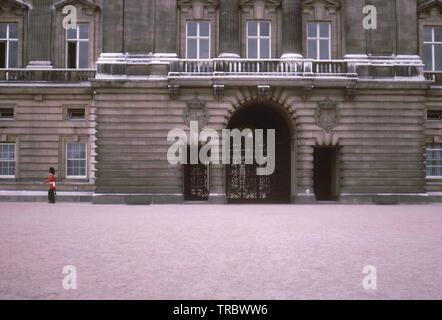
{"left": 226, "top": 102, "right": 293, "bottom": 204}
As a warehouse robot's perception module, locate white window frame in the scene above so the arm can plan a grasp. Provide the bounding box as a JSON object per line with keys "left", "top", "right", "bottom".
{"left": 0, "top": 143, "right": 16, "bottom": 178}
{"left": 423, "top": 26, "right": 442, "bottom": 72}
{"left": 0, "top": 23, "right": 19, "bottom": 68}
{"left": 66, "top": 142, "right": 87, "bottom": 179}
{"left": 306, "top": 22, "right": 331, "bottom": 60}
{"left": 65, "top": 23, "right": 89, "bottom": 69}
{"left": 246, "top": 21, "right": 271, "bottom": 59}
{"left": 426, "top": 143, "right": 442, "bottom": 178}
{"left": 186, "top": 21, "right": 211, "bottom": 59}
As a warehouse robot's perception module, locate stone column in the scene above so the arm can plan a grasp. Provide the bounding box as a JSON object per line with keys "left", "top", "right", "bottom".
{"left": 281, "top": 0, "right": 303, "bottom": 59}
{"left": 27, "top": 0, "right": 52, "bottom": 68}
{"left": 396, "top": 0, "right": 418, "bottom": 56}
{"left": 219, "top": 0, "right": 240, "bottom": 58}
{"left": 343, "top": 0, "right": 367, "bottom": 57}
{"left": 102, "top": 0, "right": 124, "bottom": 53}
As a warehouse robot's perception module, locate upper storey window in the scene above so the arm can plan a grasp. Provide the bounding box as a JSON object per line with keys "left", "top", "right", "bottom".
{"left": 423, "top": 27, "right": 442, "bottom": 71}
{"left": 0, "top": 23, "right": 18, "bottom": 68}
{"left": 186, "top": 21, "right": 210, "bottom": 59}
{"left": 306, "top": 22, "right": 330, "bottom": 60}
{"left": 247, "top": 21, "right": 271, "bottom": 59}
{"left": 66, "top": 24, "right": 90, "bottom": 69}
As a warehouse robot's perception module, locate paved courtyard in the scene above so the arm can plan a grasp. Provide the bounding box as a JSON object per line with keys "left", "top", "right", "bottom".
{"left": 0, "top": 203, "right": 441, "bottom": 300}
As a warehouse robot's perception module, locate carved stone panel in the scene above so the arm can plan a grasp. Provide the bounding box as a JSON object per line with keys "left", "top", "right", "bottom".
{"left": 315, "top": 97, "right": 340, "bottom": 132}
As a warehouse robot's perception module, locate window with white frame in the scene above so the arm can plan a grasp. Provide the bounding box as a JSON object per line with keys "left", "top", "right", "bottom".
{"left": 247, "top": 21, "right": 271, "bottom": 59}
{"left": 0, "top": 143, "right": 15, "bottom": 177}
{"left": 423, "top": 27, "right": 442, "bottom": 71}
{"left": 66, "top": 142, "right": 87, "bottom": 178}
{"left": 66, "top": 24, "right": 89, "bottom": 69}
{"left": 307, "top": 22, "right": 331, "bottom": 60}
{"left": 426, "top": 143, "right": 442, "bottom": 177}
{"left": 186, "top": 21, "right": 210, "bottom": 59}
{"left": 0, "top": 23, "right": 18, "bottom": 68}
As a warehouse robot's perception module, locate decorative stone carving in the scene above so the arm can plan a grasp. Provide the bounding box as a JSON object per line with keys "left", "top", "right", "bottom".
{"left": 345, "top": 85, "right": 357, "bottom": 101}
{"left": 183, "top": 93, "right": 210, "bottom": 127}
{"left": 418, "top": 0, "right": 442, "bottom": 16}
{"left": 302, "top": 85, "right": 313, "bottom": 101}
{"left": 257, "top": 85, "right": 270, "bottom": 99}
{"left": 240, "top": 0, "right": 281, "bottom": 17}
{"left": 178, "top": 0, "right": 220, "bottom": 17}
{"left": 168, "top": 85, "right": 180, "bottom": 100}
{"left": 315, "top": 97, "right": 340, "bottom": 132}
{"left": 0, "top": 0, "right": 30, "bottom": 16}
{"left": 213, "top": 85, "right": 224, "bottom": 100}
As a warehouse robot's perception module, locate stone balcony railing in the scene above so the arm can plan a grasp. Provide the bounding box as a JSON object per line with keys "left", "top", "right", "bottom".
{"left": 0, "top": 69, "right": 96, "bottom": 82}
{"left": 169, "top": 59, "right": 351, "bottom": 77}
{"left": 0, "top": 59, "right": 434, "bottom": 83}
{"left": 424, "top": 71, "right": 442, "bottom": 84}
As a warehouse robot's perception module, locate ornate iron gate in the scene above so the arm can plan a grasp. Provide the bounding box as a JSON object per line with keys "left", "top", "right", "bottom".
{"left": 184, "top": 163, "right": 209, "bottom": 201}
{"left": 226, "top": 140, "right": 289, "bottom": 203}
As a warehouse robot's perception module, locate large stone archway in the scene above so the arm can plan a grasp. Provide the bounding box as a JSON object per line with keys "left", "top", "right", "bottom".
{"left": 225, "top": 101, "right": 295, "bottom": 204}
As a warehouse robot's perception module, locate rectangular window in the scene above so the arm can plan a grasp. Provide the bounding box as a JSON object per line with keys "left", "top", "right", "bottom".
{"left": 66, "top": 142, "right": 87, "bottom": 178}
{"left": 423, "top": 27, "right": 442, "bottom": 71}
{"left": 67, "top": 108, "right": 85, "bottom": 120}
{"left": 426, "top": 143, "right": 442, "bottom": 177}
{"left": 427, "top": 110, "right": 442, "bottom": 121}
{"left": 247, "top": 21, "right": 271, "bottom": 59}
{"left": 0, "top": 23, "right": 18, "bottom": 68}
{"left": 307, "top": 22, "right": 331, "bottom": 60}
{"left": 0, "top": 143, "right": 15, "bottom": 177}
{"left": 0, "top": 108, "right": 13, "bottom": 119}
{"left": 66, "top": 24, "right": 89, "bottom": 69}
{"left": 186, "top": 21, "right": 210, "bottom": 59}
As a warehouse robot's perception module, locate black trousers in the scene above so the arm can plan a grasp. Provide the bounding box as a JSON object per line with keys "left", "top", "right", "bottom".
{"left": 48, "top": 189, "right": 56, "bottom": 203}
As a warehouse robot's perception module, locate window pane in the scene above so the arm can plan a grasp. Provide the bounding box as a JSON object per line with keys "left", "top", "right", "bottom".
{"left": 248, "top": 38, "right": 257, "bottom": 59}
{"left": 8, "top": 24, "right": 18, "bottom": 39}
{"left": 8, "top": 41, "right": 18, "bottom": 68}
{"left": 67, "top": 42, "right": 76, "bottom": 68}
{"left": 67, "top": 27, "right": 77, "bottom": 40}
{"left": 319, "top": 40, "right": 330, "bottom": 59}
{"left": 319, "top": 23, "right": 329, "bottom": 38}
{"left": 435, "top": 27, "right": 442, "bottom": 42}
{"left": 248, "top": 21, "right": 258, "bottom": 36}
{"left": 423, "top": 44, "right": 433, "bottom": 71}
{"left": 78, "top": 42, "right": 89, "bottom": 69}
{"left": 0, "top": 24, "right": 6, "bottom": 39}
{"left": 435, "top": 44, "right": 442, "bottom": 71}
{"left": 187, "top": 22, "right": 197, "bottom": 37}
{"left": 199, "top": 22, "right": 209, "bottom": 37}
{"left": 260, "top": 39, "right": 270, "bottom": 59}
{"left": 199, "top": 39, "right": 210, "bottom": 59}
{"left": 307, "top": 23, "right": 317, "bottom": 38}
{"left": 307, "top": 39, "right": 317, "bottom": 59}
{"left": 79, "top": 24, "right": 89, "bottom": 39}
{"left": 0, "top": 41, "right": 5, "bottom": 68}
{"left": 260, "top": 22, "right": 270, "bottom": 37}
{"left": 187, "top": 38, "right": 197, "bottom": 59}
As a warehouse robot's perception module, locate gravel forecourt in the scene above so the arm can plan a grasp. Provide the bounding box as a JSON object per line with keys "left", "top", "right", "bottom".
{"left": 0, "top": 203, "right": 441, "bottom": 300}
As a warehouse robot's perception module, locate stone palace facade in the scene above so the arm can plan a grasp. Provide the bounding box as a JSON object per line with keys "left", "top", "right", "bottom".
{"left": 0, "top": 0, "right": 441, "bottom": 204}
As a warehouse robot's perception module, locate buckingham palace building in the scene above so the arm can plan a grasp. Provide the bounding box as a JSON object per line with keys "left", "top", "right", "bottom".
{"left": 0, "top": 0, "right": 441, "bottom": 204}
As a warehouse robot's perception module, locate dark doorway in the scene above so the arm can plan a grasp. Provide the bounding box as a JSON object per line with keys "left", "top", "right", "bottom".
{"left": 226, "top": 103, "right": 292, "bottom": 204}
{"left": 313, "top": 147, "right": 339, "bottom": 201}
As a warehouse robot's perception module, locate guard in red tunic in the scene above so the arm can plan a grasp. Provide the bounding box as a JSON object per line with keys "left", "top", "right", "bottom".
{"left": 43, "top": 167, "right": 56, "bottom": 204}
